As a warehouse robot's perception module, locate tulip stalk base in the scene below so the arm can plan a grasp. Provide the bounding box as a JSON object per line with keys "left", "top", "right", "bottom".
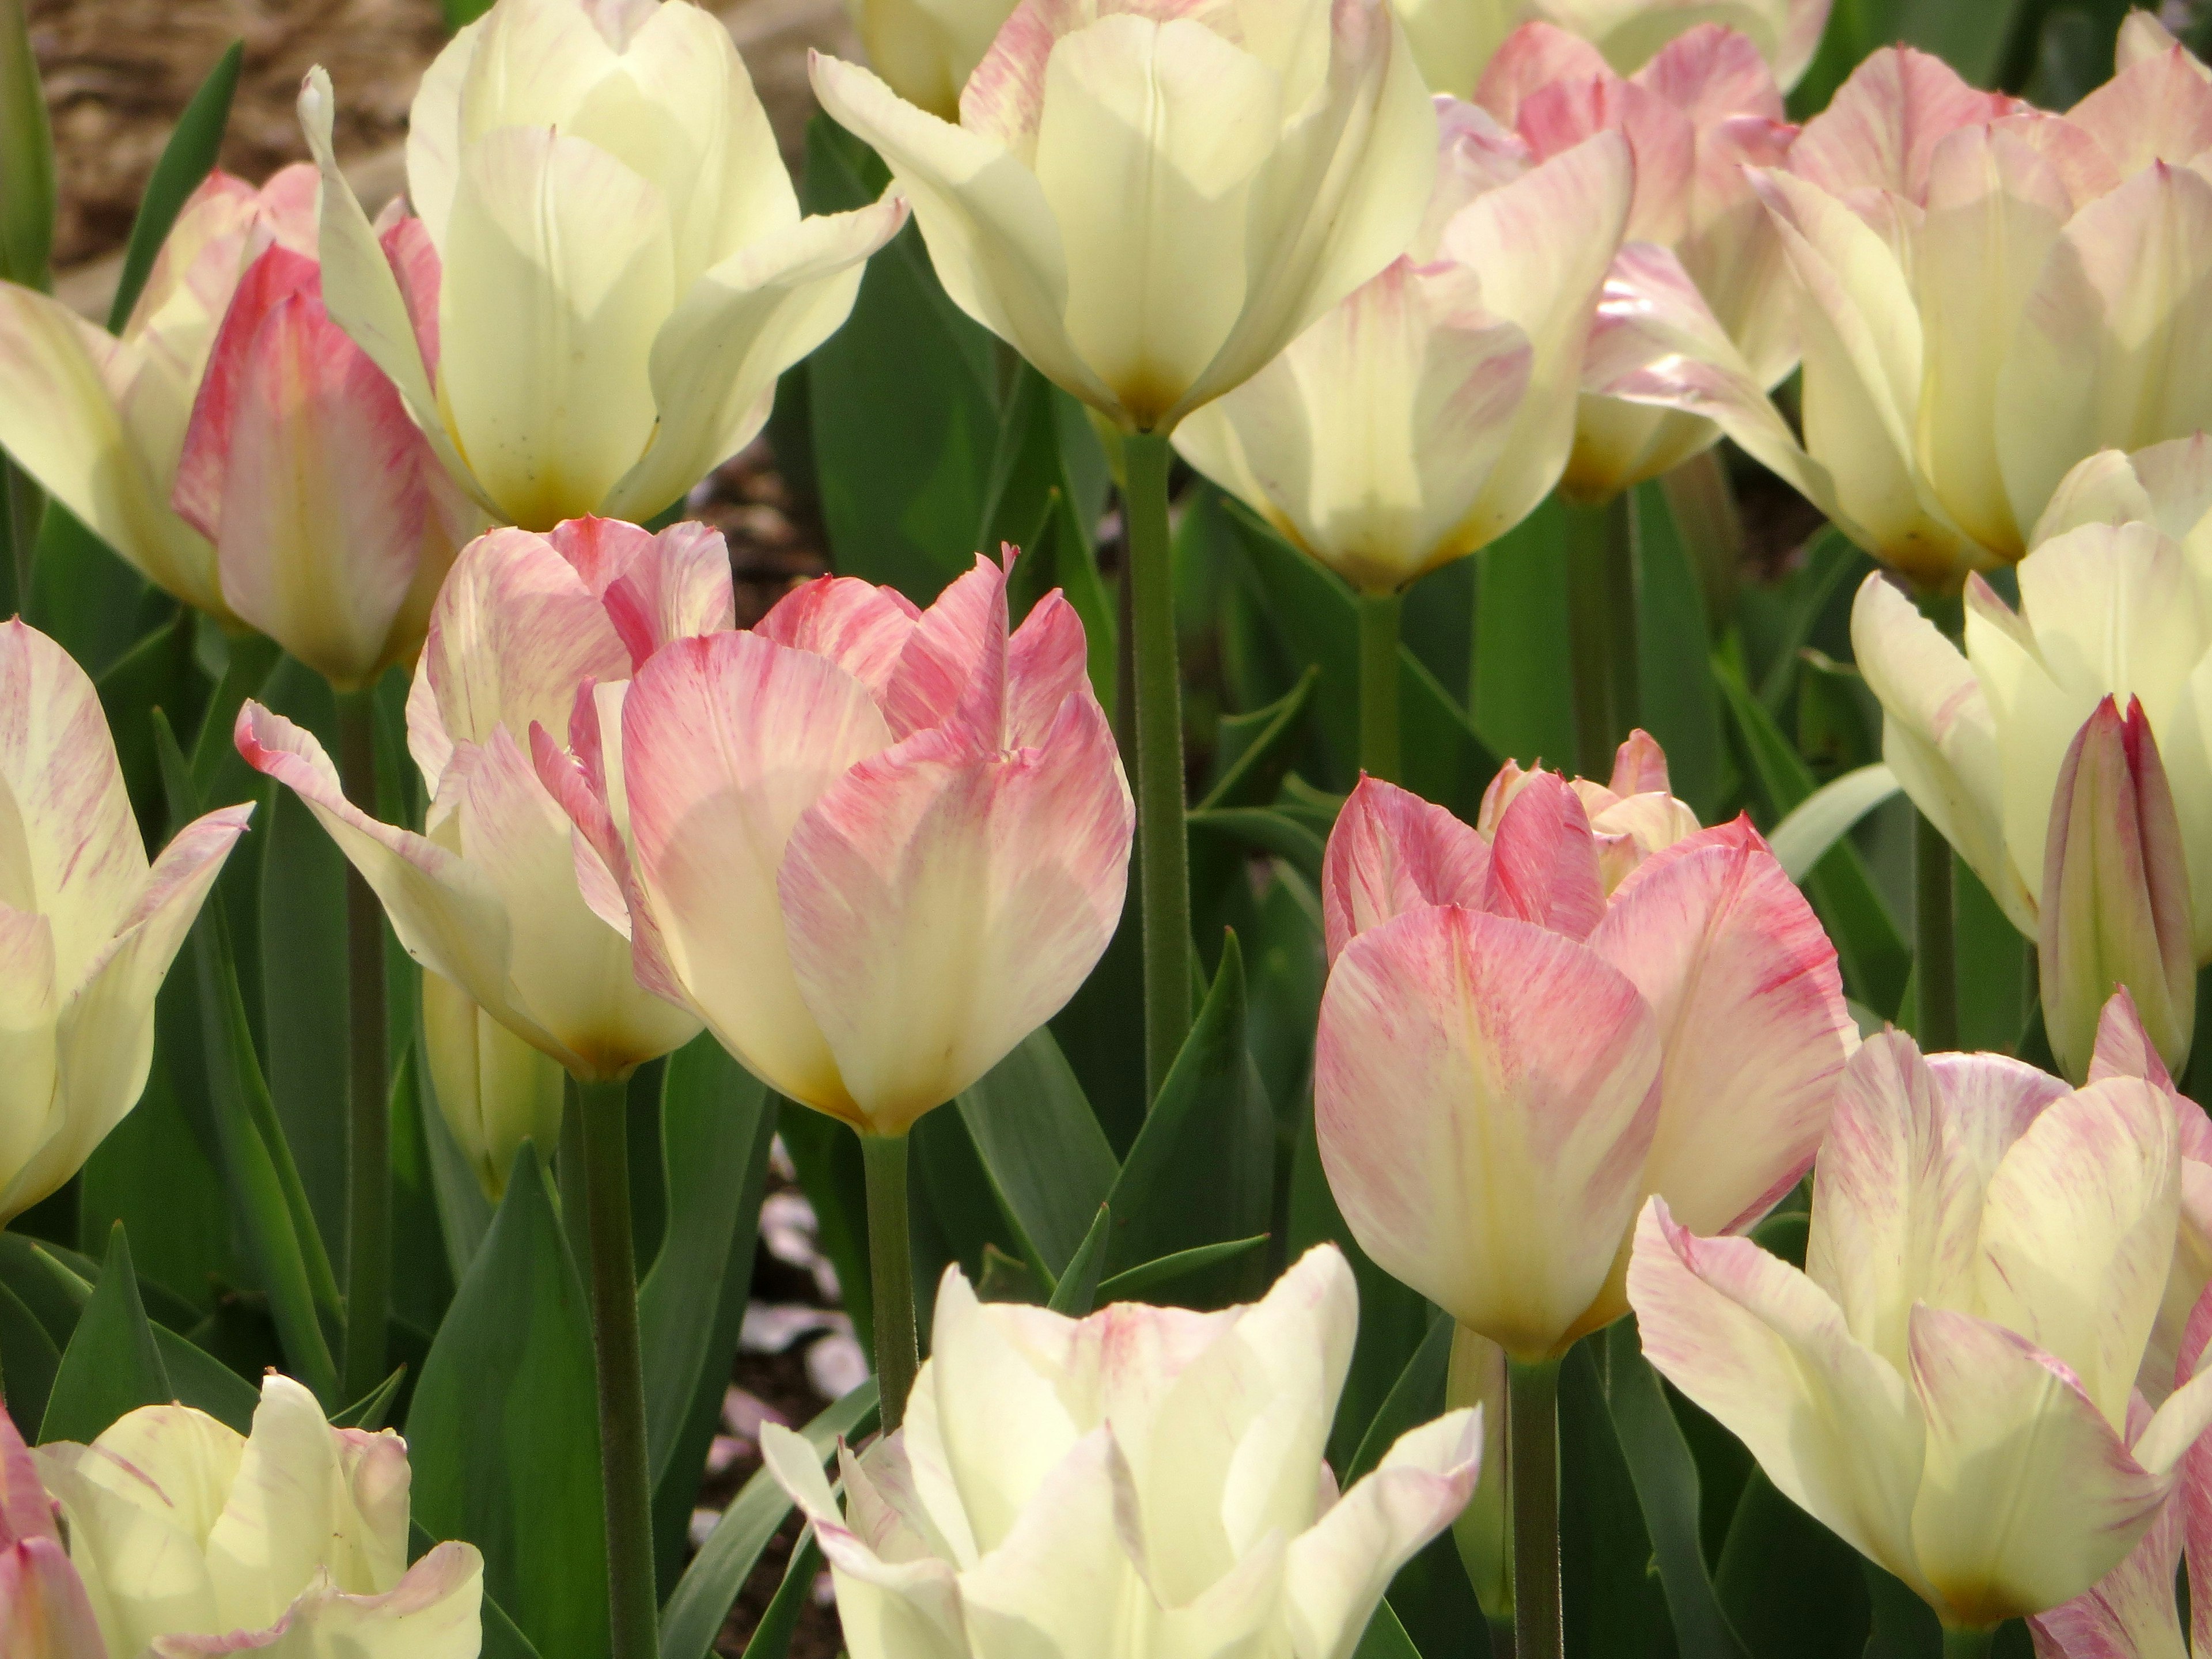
{"left": 336, "top": 689, "right": 389, "bottom": 1406}
{"left": 862, "top": 1131, "right": 919, "bottom": 1433}
{"left": 1358, "top": 588, "right": 1404, "bottom": 785}
{"left": 1508, "top": 1356, "right": 1562, "bottom": 1659}
{"left": 1124, "top": 430, "right": 1191, "bottom": 1103}
{"left": 578, "top": 1074, "right": 659, "bottom": 1659}
{"left": 1565, "top": 495, "right": 1639, "bottom": 775}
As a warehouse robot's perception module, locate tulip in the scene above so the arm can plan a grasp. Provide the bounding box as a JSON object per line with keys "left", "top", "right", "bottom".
{"left": 1315, "top": 738, "right": 1853, "bottom": 1358}
{"left": 169, "top": 203, "right": 484, "bottom": 690}
{"left": 0, "top": 1410, "right": 103, "bottom": 1659}
{"left": 1627, "top": 1000, "right": 2212, "bottom": 1630}
{"left": 1593, "top": 33, "right": 2212, "bottom": 592}
{"left": 296, "top": 0, "right": 908, "bottom": 533}
{"left": 0, "top": 165, "right": 316, "bottom": 618}
{"left": 418, "top": 968, "right": 565, "bottom": 1202}
{"left": 2040, "top": 696, "right": 2196, "bottom": 1084}
{"left": 31, "top": 1373, "right": 482, "bottom": 1657}
{"left": 762, "top": 1245, "right": 1482, "bottom": 1659}
{"left": 842, "top": 0, "right": 1017, "bottom": 120}
{"left": 1396, "top": 0, "right": 1831, "bottom": 99}
{"left": 1473, "top": 23, "right": 1798, "bottom": 499}
{"left": 1849, "top": 519, "right": 2212, "bottom": 1078}
{"left": 0, "top": 619, "right": 250, "bottom": 1224}
{"left": 1172, "top": 101, "right": 1633, "bottom": 596}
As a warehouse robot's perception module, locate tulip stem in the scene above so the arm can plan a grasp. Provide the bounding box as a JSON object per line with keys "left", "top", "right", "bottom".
{"left": 336, "top": 688, "right": 389, "bottom": 1406}
{"left": 861, "top": 1131, "right": 919, "bottom": 1433}
{"left": 1913, "top": 589, "right": 1963, "bottom": 1052}
{"left": 577, "top": 1073, "right": 658, "bottom": 1659}
{"left": 1358, "top": 587, "right": 1404, "bottom": 784}
{"left": 1564, "top": 494, "right": 1638, "bottom": 774}
{"left": 1941, "top": 1628, "right": 1998, "bottom": 1659}
{"left": 1124, "top": 430, "right": 1191, "bottom": 1101}
{"left": 1508, "top": 1356, "right": 1563, "bottom": 1659}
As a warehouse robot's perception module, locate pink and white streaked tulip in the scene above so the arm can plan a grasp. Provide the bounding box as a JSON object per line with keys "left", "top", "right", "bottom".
{"left": 1474, "top": 22, "right": 1798, "bottom": 499}
{"left": 1628, "top": 999, "right": 2212, "bottom": 1630}
{"left": 0, "top": 1410, "right": 102, "bottom": 1659}
{"left": 536, "top": 551, "right": 1131, "bottom": 1137}
{"left": 32, "top": 1374, "right": 482, "bottom": 1658}
{"left": 237, "top": 517, "right": 717, "bottom": 1118}
{"left": 0, "top": 620, "right": 251, "bottom": 1224}
{"left": 1396, "top": 0, "right": 1831, "bottom": 100}
{"left": 1597, "top": 34, "right": 2212, "bottom": 590}
{"left": 170, "top": 188, "right": 483, "bottom": 690}
{"left": 761, "top": 1245, "right": 1482, "bottom": 1659}
{"left": 1172, "top": 101, "right": 1634, "bottom": 593}
{"left": 810, "top": 0, "right": 1440, "bottom": 435}
{"left": 1315, "top": 734, "right": 1853, "bottom": 1359}
{"left": 0, "top": 165, "right": 329, "bottom": 619}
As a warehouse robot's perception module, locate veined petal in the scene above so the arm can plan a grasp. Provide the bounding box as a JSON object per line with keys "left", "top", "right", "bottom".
{"left": 755, "top": 575, "right": 921, "bottom": 704}
{"left": 1787, "top": 46, "right": 2019, "bottom": 202}
{"left": 0, "top": 1538, "right": 105, "bottom": 1659}
{"left": 2070, "top": 46, "right": 2212, "bottom": 177}
{"left": 1321, "top": 777, "right": 1491, "bottom": 965}
{"left": 1315, "top": 906, "right": 1661, "bottom": 1358}
{"left": 959, "top": 1430, "right": 1142, "bottom": 1659}
{"left": 1480, "top": 770, "right": 1607, "bottom": 940}
{"left": 150, "top": 1542, "right": 484, "bottom": 1658}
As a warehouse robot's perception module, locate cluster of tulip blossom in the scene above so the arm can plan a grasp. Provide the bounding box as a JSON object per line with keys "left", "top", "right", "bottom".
{"left": 7, "top": 0, "right": 2212, "bottom": 1652}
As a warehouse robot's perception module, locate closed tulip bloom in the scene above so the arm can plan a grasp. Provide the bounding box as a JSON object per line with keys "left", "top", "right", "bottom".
{"left": 1397, "top": 0, "right": 1830, "bottom": 98}
{"left": 810, "top": 0, "right": 1439, "bottom": 434}
{"left": 297, "top": 0, "right": 908, "bottom": 532}
{"left": 0, "top": 1411, "right": 103, "bottom": 1659}
{"left": 1315, "top": 737, "right": 1853, "bottom": 1358}
{"left": 170, "top": 197, "right": 484, "bottom": 690}
{"left": 1475, "top": 23, "right": 1798, "bottom": 498}
{"left": 844, "top": 0, "right": 1017, "bottom": 119}
{"left": 0, "top": 620, "right": 250, "bottom": 1224}
{"left": 536, "top": 552, "right": 1131, "bottom": 1135}
{"left": 33, "top": 1374, "right": 482, "bottom": 1657}
{"left": 0, "top": 166, "right": 320, "bottom": 619}
{"left": 1850, "top": 520, "right": 2212, "bottom": 1036}
{"left": 1628, "top": 1005, "right": 2212, "bottom": 1628}
{"left": 237, "top": 517, "right": 715, "bottom": 1107}
{"left": 419, "top": 968, "right": 565, "bottom": 1202}
{"left": 762, "top": 1246, "right": 1482, "bottom": 1659}
{"left": 1172, "top": 101, "right": 1633, "bottom": 593}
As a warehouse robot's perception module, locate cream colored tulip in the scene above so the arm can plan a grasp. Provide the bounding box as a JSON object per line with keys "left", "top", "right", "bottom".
{"left": 1400, "top": 0, "right": 1831, "bottom": 97}
{"left": 33, "top": 1374, "right": 482, "bottom": 1657}
{"left": 842, "top": 0, "right": 1016, "bottom": 120}
{"left": 764, "top": 1247, "right": 1481, "bottom": 1659}
{"left": 810, "top": 0, "right": 1439, "bottom": 434}
{"left": 1173, "top": 100, "right": 1632, "bottom": 592}
{"left": 420, "top": 969, "right": 565, "bottom": 1200}
{"left": 299, "top": 0, "right": 908, "bottom": 532}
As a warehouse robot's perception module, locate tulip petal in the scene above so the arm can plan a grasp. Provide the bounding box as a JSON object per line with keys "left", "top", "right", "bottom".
{"left": 1321, "top": 777, "right": 1492, "bottom": 965}
{"left": 149, "top": 1542, "right": 485, "bottom": 1658}
{"left": 599, "top": 192, "right": 908, "bottom": 522}
{"left": 421, "top": 968, "right": 563, "bottom": 1202}
{"left": 0, "top": 1537, "right": 106, "bottom": 1659}
{"left": 543, "top": 516, "right": 736, "bottom": 664}
{"left": 1480, "top": 770, "right": 1607, "bottom": 940}
{"left": 1910, "top": 1306, "right": 2170, "bottom": 1626}
{"left": 1315, "top": 905, "right": 1660, "bottom": 1357}
{"left": 756, "top": 575, "right": 922, "bottom": 704}
{"left": 202, "top": 1378, "right": 363, "bottom": 1627}
{"left": 2027, "top": 1486, "right": 2186, "bottom": 1659}
{"left": 1589, "top": 832, "right": 1850, "bottom": 1243}
{"left": 2070, "top": 46, "right": 2212, "bottom": 177}
{"left": 1626, "top": 1198, "right": 1928, "bottom": 1590}
{"left": 778, "top": 692, "right": 1131, "bottom": 1130}
{"left": 1788, "top": 47, "right": 2018, "bottom": 202}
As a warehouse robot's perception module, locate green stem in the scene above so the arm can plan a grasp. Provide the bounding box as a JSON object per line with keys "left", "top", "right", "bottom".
{"left": 1941, "top": 1627, "right": 1998, "bottom": 1659}
{"left": 1508, "top": 1357, "right": 1562, "bottom": 1659}
{"left": 861, "top": 1132, "right": 919, "bottom": 1433}
{"left": 1563, "top": 495, "right": 1636, "bottom": 775}
{"left": 578, "top": 1073, "right": 658, "bottom": 1659}
{"left": 1123, "top": 430, "right": 1190, "bottom": 1102}
{"left": 1914, "top": 589, "right": 1963, "bottom": 1053}
{"left": 335, "top": 690, "right": 388, "bottom": 1404}
{"left": 1357, "top": 588, "right": 1404, "bottom": 785}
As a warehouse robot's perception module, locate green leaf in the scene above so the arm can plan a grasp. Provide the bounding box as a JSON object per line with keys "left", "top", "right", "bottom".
{"left": 40, "top": 1224, "right": 169, "bottom": 1444}
{"left": 1956, "top": 857, "right": 2032, "bottom": 1054}
{"left": 28, "top": 507, "right": 160, "bottom": 680}
{"left": 1095, "top": 1234, "right": 1269, "bottom": 1305}
{"left": 94, "top": 611, "right": 206, "bottom": 842}
{"left": 741, "top": 1532, "right": 825, "bottom": 1659}
{"left": 109, "top": 41, "right": 244, "bottom": 331}
{"left": 1634, "top": 483, "right": 1726, "bottom": 821}
{"left": 1749, "top": 529, "right": 1866, "bottom": 714}
{"left": 1199, "top": 666, "right": 1319, "bottom": 812}
{"left": 1101, "top": 935, "right": 1274, "bottom": 1300}
{"left": 1715, "top": 1471, "right": 1873, "bottom": 1659}
{"left": 1472, "top": 500, "right": 1578, "bottom": 771}
{"left": 1352, "top": 1601, "right": 1424, "bottom": 1659}
{"left": 955, "top": 1027, "right": 1119, "bottom": 1281}
{"left": 406, "top": 1143, "right": 608, "bottom": 1659}
{"left": 0, "top": 0, "right": 55, "bottom": 290}
{"left": 986, "top": 363, "right": 1116, "bottom": 705}
{"left": 1558, "top": 1340, "right": 1670, "bottom": 1653}
{"left": 0, "top": 1278, "right": 58, "bottom": 1440}
{"left": 1046, "top": 1205, "right": 1113, "bottom": 1316}
{"left": 332, "top": 1365, "right": 408, "bottom": 1431}
{"left": 1768, "top": 763, "right": 1902, "bottom": 881}
{"left": 188, "top": 632, "right": 280, "bottom": 804}
{"left": 1187, "top": 805, "right": 1329, "bottom": 889}
{"left": 660, "top": 1381, "right": 881, "bottom": 1659}
{"left": 1342, "top": 1311, "right": 1453, "bottom": 1486}
{"left": 777, "top": 1109, "right": 874, "bottom": 1350}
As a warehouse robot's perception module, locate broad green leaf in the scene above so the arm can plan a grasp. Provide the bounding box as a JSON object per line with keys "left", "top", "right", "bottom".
{"left": 109, "top": 41, "right": 244, "bottom": 331}
{"left": 660, "top": 1381, "right": 881, "bottom": 1659}
{"left": 40, "top": 1224, "right": 168, "bottom": 1444}
{"left": 956, "top": 1027, "right": 1119, "bottom": 1281}
{"left": 1558, "top": 1339, "right": 1669, "bottom": 1653}
{"left": 1472, "top": 501, "right": 1577, "bottom": 772}
{"left": 1187, "top": 805, "right": 1328, "bottom": 889}
{"left": 407, "top": 1143, "right": 608, "bottom": 1659}
{"left": 1352, "top": 1601, "right": 1424, "bottom": 1659}
{"left": 188, "top": 631, "right": 280, "bottom": 804}
{"left": 741, "top": 1533, "right": 825, "bottom": 1659}
{"left": 1342, "top": 1310, "right": 1453, "bottom": 1486}
{"left": 1746, "top": 528, "right": 1865, "bottom": 714}
{"left": 1199, "top": 667, "right": 1318, "bottom": 812}
{"left": 987, "top": 363, "right": 1115, "bottom": 704}
{"left": 1047, "top": 1205, "right": 1113, "bottom": 1315}
{"left": 1635, "top": 482, "right": 1726, "bottom": 821}
{"left": 94, "top": 611, "right": 205, "bottom": 842}
{"left": 1956, "top": 858, "right": 2032, "bottom": 1054}
{"left": 1769, "top": 763, "right": 1902, "bottom": 881}
{"left": 0, "top": 0, "right": 54, "bottom": 291}
{"left": 1716, "top": 1471, "right": 1874, "bottom": 1659}
{"left": 912, "top": 1096, "right": 1027, "bottom": 1309}
{"left": 28, "top": 506, "right": 160, "bottom": 679}
{"left": 1095, "top": 1235, "right": 1269, "bottom": 1305}
{"left": 79, "top": 1036, "right": 240, "bottom": 1316}
{"left": 0, "top": 1279, "right": 58, "bottom": 1440}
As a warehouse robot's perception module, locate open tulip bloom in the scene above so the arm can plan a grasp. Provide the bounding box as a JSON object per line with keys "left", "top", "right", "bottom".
{"left": 1395, "top": 0, "right": 1831, "bottom": 100}
{"left": 296, "top": 0, "right": 908, "bottom": 532}
{"left": 1628, "top": 995, "right": 2212, "bottom": 1631}
{"left": 763, "top": 1246, "right": 1482, "bottom": 1659}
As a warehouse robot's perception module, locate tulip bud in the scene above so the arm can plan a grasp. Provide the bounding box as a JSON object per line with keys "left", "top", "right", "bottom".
{"left": 842, "top": 0, "right": 1017, "bottom": 120}
{"left": 421, "top": 971, "right": 566, "bottom": 1201}
{"left": 2040, "top": 696, "right": 2197, "bottom": 1084}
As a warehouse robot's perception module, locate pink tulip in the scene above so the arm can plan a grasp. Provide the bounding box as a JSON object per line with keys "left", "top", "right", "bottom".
{"left": 1475, "top": 22, "right": 1798, "bottom": 497}
{"left": 172, "top": 186, "right": 480, "bottom": 690}
{"left": 1630, "top": 993, "right": 2212, "bottom": 1628}
{"left": 536, "top": 551, "right": 1132, "bottom": 1136}
{"left": 237, "top": 517, "right": 719, "bottom": 1110}
{"left": 0, "top": 1412, "right": 101, "bottom": 1659}
{"left": 1315, "top": 734, "right": 1852, "bottom": 1358}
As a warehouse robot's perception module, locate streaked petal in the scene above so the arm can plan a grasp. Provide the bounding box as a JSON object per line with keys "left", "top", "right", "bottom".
{"left": 755, "top": 575, "right": 921, "bottom": 704}
{"left": 1479, "top": 770, "right": 1606, "bottom": 940}
{"left": 1320, "top": 777, "right": 1491, "bottom": 965}
{"left": 1787, "top": 46, "right": 2018, "bottom": 202}
{"left": 0, "top": 1538, "right": 105, "bottom": 1659}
